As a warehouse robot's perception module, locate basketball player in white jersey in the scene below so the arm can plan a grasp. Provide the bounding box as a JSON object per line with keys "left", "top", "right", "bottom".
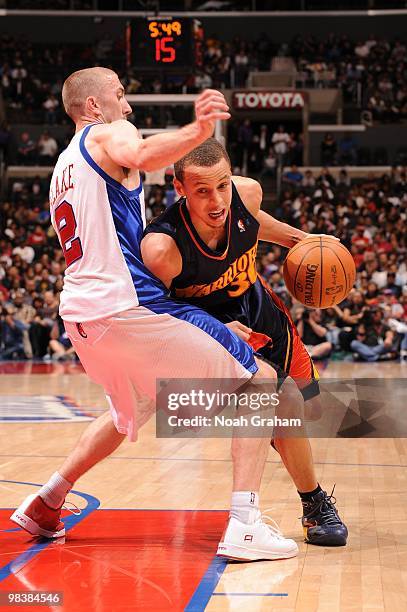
{"left": 11, "top": 67, "right": 303, "bottom": 562}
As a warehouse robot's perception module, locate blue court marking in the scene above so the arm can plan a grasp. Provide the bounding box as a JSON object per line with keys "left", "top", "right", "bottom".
{"left": 213, "top": 592, "right": 289, "bottom": 597}
{"left": 0, "top": 479, "right": 100, "bottom": 583}
{"left": 0, "top": 454, "right": 405, "bottom": 469}
{"left": 185, "top": 556, "right": 228, "bottom": 611}
{"left": 56, "top": 395, "right": 101, "bottom": 418}
{"left": 0, "top": 395, "right": 98, "bottom": 422}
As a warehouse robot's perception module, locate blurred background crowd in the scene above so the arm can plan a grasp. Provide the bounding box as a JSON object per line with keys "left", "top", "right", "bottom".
{"left": 1, "top": 165, "right": 406, "bottom": 362}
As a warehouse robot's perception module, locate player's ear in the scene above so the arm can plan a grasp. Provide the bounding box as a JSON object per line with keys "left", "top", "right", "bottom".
{"left": 86, "top": 96, "right": 100, "bottom": 116}
{"left": 173, "top": 178, "right": 185, "bottom": 197}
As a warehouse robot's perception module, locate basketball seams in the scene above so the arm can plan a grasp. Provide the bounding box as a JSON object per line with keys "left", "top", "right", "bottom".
{"left": 285, "top": 238, "right": 324, "bottom": 260}
{"left": 290, "top": 245, "right": 321, "bottom": 304}
{"left": 323, "top": 245, "right": 350, "bottom": 303}
{"left": 287, "top": 237, "right": 351, "bottom": 262}
{"left": 323, "top": 244, "right": 356, "bottom": 304}
{"left": 334, "top": 252, "right": 349, "bottom": 303}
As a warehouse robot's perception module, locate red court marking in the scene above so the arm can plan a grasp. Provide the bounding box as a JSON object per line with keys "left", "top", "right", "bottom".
{"left": 0, "top": 362, "right": 84, "bottom": 375}
{"left": 0, "top": 509, "right": 227, "bottom": 611}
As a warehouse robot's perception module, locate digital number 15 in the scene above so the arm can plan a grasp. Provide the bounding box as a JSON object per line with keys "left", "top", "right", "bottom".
{"left": 155, "top": 37, "right": 176, "bottom": 63}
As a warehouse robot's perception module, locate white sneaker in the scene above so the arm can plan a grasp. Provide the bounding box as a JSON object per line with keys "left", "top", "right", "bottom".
{"left": 217, "top": 512, "right": 299, "bottom": 561}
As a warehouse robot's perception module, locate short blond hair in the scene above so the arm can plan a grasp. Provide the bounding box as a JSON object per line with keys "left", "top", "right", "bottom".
{"left": 62, "top": 67, "right": 117, "bottom": 120}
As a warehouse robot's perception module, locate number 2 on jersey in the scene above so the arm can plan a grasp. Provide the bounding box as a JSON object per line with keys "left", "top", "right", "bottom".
{"left": 54, "top": 200, "right": 83, "bottom": 267}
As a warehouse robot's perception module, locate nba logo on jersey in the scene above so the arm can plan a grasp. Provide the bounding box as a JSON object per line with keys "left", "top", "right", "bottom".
{"left": 238, "top": 219, "right": 246, "bottom": 232}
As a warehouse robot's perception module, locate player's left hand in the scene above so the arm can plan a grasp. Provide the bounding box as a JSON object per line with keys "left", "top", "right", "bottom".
{"left": 225, "top": 320, "right": 252, "bottom": 342}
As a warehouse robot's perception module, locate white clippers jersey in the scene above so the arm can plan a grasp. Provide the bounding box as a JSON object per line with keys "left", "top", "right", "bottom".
{"left": 49, "top": 124, "right": 167, "bottom": 322}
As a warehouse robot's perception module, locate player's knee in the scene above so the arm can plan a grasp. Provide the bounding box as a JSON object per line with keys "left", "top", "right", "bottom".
{"left": 276, "top": 376, "right": 304, "bottom": 421}
{"left": 253, "top": 357, "right": 277, "bottom": 380}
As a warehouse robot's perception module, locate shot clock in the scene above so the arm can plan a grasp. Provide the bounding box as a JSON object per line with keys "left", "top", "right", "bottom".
{"left": 130, "top": 18, "right": 195, "bottom": 68}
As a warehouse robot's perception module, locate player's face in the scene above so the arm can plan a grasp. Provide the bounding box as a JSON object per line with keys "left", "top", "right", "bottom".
{"left": 175, "top": 159, "right": 232, "bottom": 229}
{"left": 98, "top": 75, "right": 132, "bottom": 123}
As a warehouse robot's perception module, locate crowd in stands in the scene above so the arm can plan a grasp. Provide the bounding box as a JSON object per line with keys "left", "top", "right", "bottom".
{"left": 1, "top": 165, "right": 406, "bottom": 362}
{"left": 0, "top": 175, "right": 72, "bottom": 360}
{"left": 289, "top": 34, "right": 407, "bottom": 120}
{"left": 1, "top": 31, "right": 407, "bottom": 129}
{"left": 260, "top": 166, "right": 407, "bottom": 362}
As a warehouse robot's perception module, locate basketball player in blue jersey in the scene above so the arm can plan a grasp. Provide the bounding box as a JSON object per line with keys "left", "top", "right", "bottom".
{"left": 11, "top": 67, "right": 307, "bottom": 562}
{"left": 141, "top": 139, "right": 348, "bottom": 547}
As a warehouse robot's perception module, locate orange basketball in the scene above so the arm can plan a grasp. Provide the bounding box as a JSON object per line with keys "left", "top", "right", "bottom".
{"left": 283, "top": 237, "right": 356, "bottom": 309}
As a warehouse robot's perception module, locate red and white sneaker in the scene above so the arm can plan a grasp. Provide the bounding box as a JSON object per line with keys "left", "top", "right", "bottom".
{"left": 10, "top": 494, "right": 76, "bottom": 538}
{"left": 217, "top": 511, "right": 299, "bottom": 561}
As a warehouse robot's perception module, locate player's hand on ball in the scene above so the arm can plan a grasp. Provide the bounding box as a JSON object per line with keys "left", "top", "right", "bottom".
{"left": 194, "top": 89, "right": 231, "bottom": 139}
{"left": 225, "top": 320, "right": 252, "bottom": 342}
{"left": 304, "top": 233, "right": 340, "bottom": 241}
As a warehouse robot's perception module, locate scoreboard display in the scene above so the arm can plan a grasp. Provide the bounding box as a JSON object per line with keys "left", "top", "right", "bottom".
{"left": 130, "top": 18, "right": 194, "bottom": 68}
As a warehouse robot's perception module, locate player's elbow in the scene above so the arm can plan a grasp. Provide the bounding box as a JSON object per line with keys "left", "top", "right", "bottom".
{"left": 141, "top": 240, "right": 168, "bottom": 275}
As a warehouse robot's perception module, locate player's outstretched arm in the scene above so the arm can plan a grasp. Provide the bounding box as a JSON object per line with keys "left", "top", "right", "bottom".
{"left": 140, "top": 233, "right": 182, "bottom": 288}
{"left": 233, "top": 175, "right": 307, "bottom": 248}
{"left": 257, "top": 210, "right": 308, "bottom": 248}
{"left": 101, "top": 89, "right": 230, "bottom": 171}
{"left": 234, "top": 176, "right": 339, "bottom": 248}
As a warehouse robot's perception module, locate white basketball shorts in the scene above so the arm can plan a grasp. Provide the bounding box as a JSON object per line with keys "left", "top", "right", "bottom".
{"left": 64, "top": 298, "right": 258, "bottom": 440}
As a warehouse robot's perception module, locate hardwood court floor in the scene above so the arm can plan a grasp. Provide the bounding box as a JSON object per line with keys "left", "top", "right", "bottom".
{"left": 0, "top": 361, "right": 406, "bottom": 611}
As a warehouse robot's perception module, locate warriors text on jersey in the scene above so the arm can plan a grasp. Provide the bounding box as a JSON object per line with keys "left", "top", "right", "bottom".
{"left": 49, "top": 124, "right": 167, "bottom": 322}
{"left": 145, "top": 181, "right": 320, "bottom": 400}
{"left": 145, "top": 182, "right": 260, "bottom": 308}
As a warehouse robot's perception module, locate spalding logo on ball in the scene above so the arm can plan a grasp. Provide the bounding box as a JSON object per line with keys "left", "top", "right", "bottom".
{"left": 283, "top": 236, "right": 356, "bottom": 309}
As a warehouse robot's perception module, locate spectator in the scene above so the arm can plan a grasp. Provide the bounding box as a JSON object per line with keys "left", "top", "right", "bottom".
{"left": 27, "top": 224, "right": 47, "bottom": 252}
{"left": 49, "top": 315, "right": 76, "bottom": 361}
{"left": 338, "top": 133, "right": 357, "bottom": 165}
{"left": 12, "top": 290, "right": 35, "bottom": 358}
{"left": 43, "top": 93, "right": 59, "bottom": 124}
{"left": 385, "top": 271, "right": 402, "bottom": 298}
{"left": 0, "top": 305, "right": 26, "bottom": 360}
{"left": 17, "top": 131, "right": 37, "bottom": 165}
{"left": 296, "top": 308, "right": 332, "bottom": 360}
{"left": 320, "top": 133, "right": 337, "bottom": 166}
{"left": 37, "top": 131, "right": 58, "bottom": 165}
{"left": 282, "top": 164, "right": 304, "bottom": 187}
{"left": 301, "top": 169, "right": 316, "bottom": 191}
{"left": 350, "top": 309, "right": 397, "bottom": 361}
{"left": 234, "top": 47, "right": 249, "bottom": 87}
{"left": 260, "top": 147, "right": 277, "bottom": 180}
{"left": 316, "top": 167, "right": 335, "bottom": 189}
{"left": 12, "top": 237, "right": 35, "bottom": 265}
{"left": 336, "top": 169, "right": 351, "bottom": 189}
{"left": 272, "top": 125, "right": 290, "bottom": 163}
{"left": 195, "top": 70, "right": 213, "bottom": 90}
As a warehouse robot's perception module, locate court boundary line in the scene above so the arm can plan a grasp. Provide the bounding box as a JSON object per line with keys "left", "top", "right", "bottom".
{"left": 0, "top": 454, "right": 405, "bottom": 469}
{"left": 0, "top": 479, "right": 100, "bottom": 583}
{"left": 212, "top": 592, "right": 289, "bottom": 596}
{"left": 185, "top": 556, "right": 228, "bottom": 611}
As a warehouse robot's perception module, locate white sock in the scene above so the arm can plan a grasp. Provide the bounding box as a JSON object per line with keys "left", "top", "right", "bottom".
{"left": 38, "top": 472, "right": 72, "bottom": 509}
{"left": 230, "top": 491, "right": 260, "bottom": 524}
